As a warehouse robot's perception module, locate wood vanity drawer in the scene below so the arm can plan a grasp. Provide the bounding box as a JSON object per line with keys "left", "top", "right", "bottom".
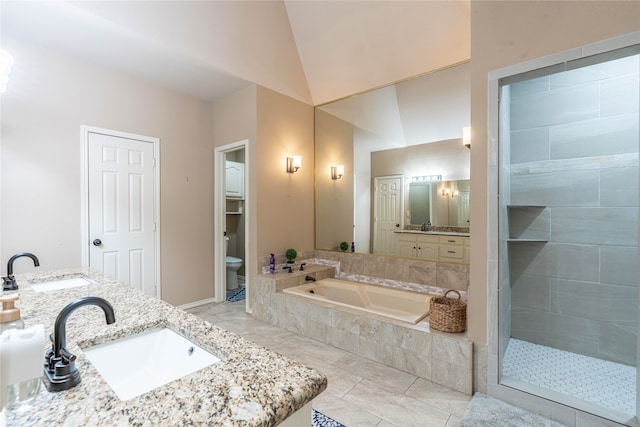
{"left": 440, "top": 245, "right": 464, "bottom": 260}
{"left": 439, "top": 236, "right": 465, "bottom": 245}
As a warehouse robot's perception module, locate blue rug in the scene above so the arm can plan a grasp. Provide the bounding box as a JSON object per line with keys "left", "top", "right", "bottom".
{"left": 226, "top": 287, "right": 245, "bottom": 302}
{"left": 312, "top": 409, "right": 345, "bottom": 427}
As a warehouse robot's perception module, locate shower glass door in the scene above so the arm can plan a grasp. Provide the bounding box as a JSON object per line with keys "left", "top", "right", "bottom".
{"left": 497, "top": 46, "right": 640, "bottom": 423}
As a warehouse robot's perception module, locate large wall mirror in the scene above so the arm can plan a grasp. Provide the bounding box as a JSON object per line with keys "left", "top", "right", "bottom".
{"left": 315, "top": 61, "right": 470, "bottom": 259}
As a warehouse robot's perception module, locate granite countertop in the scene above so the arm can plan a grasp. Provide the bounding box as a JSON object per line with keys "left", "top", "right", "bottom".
{"left": 5, "top": 268, "right": 327, "bottom": 426}
{"left": 394, "top": 230, "right": 470, "bottom": 237}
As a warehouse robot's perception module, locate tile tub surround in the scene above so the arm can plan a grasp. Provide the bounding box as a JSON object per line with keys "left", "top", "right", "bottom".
{"left": 252, "top": 267, "right": 473, "bottom": 395}
{"left": 258, "top": 250, "right": 470, "bottom": 293}
{"left": 6, "top": 268, "right": 327, "bottom": 426}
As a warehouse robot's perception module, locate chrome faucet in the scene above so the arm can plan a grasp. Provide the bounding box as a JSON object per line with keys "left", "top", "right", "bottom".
{"left": 3, "top": 252, "right": 40, "bottom": 291}
{"left": 43, "top": 297, "right": 116, "bottom": 392}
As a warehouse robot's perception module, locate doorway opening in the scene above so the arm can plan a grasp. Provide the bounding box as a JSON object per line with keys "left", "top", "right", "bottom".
{"left": 214, "top": 140, "right": 250, "bottom": 312}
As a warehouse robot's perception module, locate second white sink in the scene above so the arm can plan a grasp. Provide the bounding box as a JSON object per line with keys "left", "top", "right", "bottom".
{"left": 31, "top": 277, "right": 94, "bottom": 293}
{"left": 84, "top": 328, "right": 221, "bottom": 400}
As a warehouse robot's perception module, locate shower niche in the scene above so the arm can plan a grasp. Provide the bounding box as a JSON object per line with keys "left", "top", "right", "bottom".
{"left": 493, "top": 41, "right": 640, "bottom": 425}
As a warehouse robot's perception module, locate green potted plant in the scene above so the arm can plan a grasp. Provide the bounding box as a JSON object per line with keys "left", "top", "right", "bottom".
{"left": 285, "top": 248, "right": 297, "bottom": 264}
{"left": 339, "top": 241, "right": 349, "bottom": 252}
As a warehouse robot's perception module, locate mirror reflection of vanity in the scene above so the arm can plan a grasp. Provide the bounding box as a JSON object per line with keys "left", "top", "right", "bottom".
{"left": 315, "top": 62, "right": 471, "bottom": 263}
{"left": 409, "top": 179, "right": 470, "bottom": 227}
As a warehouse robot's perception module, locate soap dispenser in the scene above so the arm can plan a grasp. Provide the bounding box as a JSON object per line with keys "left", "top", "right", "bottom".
{"left": 0, "top": 294, "right": 23, "bottom": 333}
{"left": 0, "top": 294, "right": 44, "bottom": 410}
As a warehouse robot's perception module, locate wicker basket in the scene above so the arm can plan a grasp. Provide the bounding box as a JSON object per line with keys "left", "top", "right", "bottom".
{"left": 429, "top": 290, "right": 466, "bottom": 333}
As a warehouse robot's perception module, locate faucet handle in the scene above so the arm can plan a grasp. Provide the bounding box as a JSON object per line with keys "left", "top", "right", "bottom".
{"left": 2, "top": 275, "right": 17, "bottom": 291}
{"left": 60, "top": 347, "right": 77, "bottom": 364}
{"left": 299, "top": 263, "right": 306, "bottom": 271}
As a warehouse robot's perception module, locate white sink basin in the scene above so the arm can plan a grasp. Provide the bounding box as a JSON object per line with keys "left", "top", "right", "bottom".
{"left": 84, "top": 328, "right": 221, "bottom": 400}
{"left": 31, "top": 277, "right": 94, "bottom": 293}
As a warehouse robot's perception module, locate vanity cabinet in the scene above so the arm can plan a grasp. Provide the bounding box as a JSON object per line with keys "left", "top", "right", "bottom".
{"left": 396, "top": 234, "right": 439, "bottom": 260}
{"left": 439, "top": 236, "right": 466, "bottom": 262}
{"left": 395, "top": 233, "right": 469, "bottom": 262}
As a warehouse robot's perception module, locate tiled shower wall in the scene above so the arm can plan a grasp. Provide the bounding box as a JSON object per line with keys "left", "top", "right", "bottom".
{"left": 506, "top": 53, "right": 639, "bottom": 366}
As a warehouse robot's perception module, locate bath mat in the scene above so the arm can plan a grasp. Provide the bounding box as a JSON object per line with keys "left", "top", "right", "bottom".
{"left": 312, "top": 409, "right": 345, "bottom": 427}
{"left": 459, "top": 393, "right": 566, "bottom": 427}
{"left": 226, "top": 287, "right": 245, "bottom": 302}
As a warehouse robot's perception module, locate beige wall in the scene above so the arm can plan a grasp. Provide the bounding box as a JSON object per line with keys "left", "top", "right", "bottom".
{"left": 314, "top": 110, "right": 354, "bottom": 250}
{"left": 256, "top": 86, "right": 315, "bottom": 258}
{"left": 1, "top": 37, "right": 216, "bottom": 306}
{"left": 468, "top": 1, "right": 640, "bottom": 344}
{"left": 212, "top": 85, "right": 257, "bottom": 284}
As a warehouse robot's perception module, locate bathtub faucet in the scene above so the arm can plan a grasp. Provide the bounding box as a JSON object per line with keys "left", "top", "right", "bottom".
{"left": 305, "top": 275, "right": 316, "bottom": 282}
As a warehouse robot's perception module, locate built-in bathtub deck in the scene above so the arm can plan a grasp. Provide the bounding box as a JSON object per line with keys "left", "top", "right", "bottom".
{"left": 252, "top": 263, "right": 473, "bottom": 395}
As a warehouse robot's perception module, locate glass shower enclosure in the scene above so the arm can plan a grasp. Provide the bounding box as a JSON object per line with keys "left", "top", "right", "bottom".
{"left": 496, "top": 45, "right": 639, "bottom": 424}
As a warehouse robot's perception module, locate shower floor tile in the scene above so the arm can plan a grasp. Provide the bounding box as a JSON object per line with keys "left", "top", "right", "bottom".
{"left": 503, "top": 338, "right": 636, "bottom": 416}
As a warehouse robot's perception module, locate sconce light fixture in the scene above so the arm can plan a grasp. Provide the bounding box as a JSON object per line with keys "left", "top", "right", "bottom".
{"left": 0, "top": 50, "right": 15, "bottom": 93}
{"left": 286, "top": 155, "right": 302, "bottom": 173}
{"left": 331, "top": 165, "right": 344, "bottom": 180}
{"left": 442, "top": 188, "right": 459, "bottom": 198}
{"left": 463, "top": 126, "right": 471, "bottom": 149}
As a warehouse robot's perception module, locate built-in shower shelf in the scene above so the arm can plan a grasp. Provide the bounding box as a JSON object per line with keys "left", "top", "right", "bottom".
{"left": 506, "top": 205, "right": 548, "bottom": 242}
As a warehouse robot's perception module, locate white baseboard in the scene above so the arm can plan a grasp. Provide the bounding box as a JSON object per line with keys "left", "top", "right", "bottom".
{"left": 177, "top": 298, "right": 217, "bottom": 310}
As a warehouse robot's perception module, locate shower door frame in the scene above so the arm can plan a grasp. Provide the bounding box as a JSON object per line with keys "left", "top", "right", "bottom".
{"left": 486, "top": 31, "right": 640, "bottom": 426}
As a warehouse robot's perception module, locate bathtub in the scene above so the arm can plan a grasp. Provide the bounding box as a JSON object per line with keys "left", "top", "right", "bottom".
{"left": 282, "top": 277, "right": 432, "bottom": 324}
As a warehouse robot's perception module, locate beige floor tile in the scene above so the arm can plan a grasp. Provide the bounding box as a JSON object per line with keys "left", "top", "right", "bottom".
{"left": 277, "top": 332, "right": 349, "bottom": 364}
{"left": 343, "top": 379, "right": 451, "bottom": 427}
{"left": 446, "top": 414, "right": 462, "bottom": 427}
{"left": 189, "top": 301, "right": 469, "bottom": 427}
{"left": 314, "top": 390, "right": 382, "bottom": 426}
{"left": 336, "top": 353, "right": 418, "bottom": 394}
{"left": 405, "top": 378, "right": 471, "bottom": 418}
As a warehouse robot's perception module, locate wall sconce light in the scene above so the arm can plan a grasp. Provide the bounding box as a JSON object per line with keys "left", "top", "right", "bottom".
{"left": 452, "top": 190, "right": 459, "bottom": 198}
{"left": 331, "top": 165, "right": 344, "bottom": 180}
{"left": 0, "top": 50, "right": 15, "bottom": 94}
{"left": 463, "top": 126, "right": 471, "bottom": 149}
{"left": 286, "top": 155, "right": 302, "bottom": 173}
{"left": 442, "top": 188, "right": 451, "bottom": 197}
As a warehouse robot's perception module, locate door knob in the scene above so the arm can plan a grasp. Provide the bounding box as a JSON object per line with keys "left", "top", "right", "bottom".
{"left": 92, "top": 239, "right": 102, "bottom": 247}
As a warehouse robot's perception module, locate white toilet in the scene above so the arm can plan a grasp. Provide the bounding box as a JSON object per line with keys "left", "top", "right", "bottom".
{"left": 225, "top": 236, "right": 243, "bottom": 291}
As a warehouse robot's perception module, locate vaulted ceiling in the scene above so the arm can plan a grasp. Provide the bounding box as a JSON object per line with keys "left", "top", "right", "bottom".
{"left": 0, "top": 1, "right": 470, "bottom": 106}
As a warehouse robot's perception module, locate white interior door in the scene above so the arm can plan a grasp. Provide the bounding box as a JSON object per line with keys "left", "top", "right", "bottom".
{"left": 373, "top": 176, "right": 402, "bottom": 255}
{"left": 87, "top": 131, "right": 157, "bottom": 296}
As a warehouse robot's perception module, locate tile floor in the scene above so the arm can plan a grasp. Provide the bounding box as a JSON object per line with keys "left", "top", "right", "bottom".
{"left": 503, "top": 338, "right": 636, "bottom": 416}
{"left": 186, "top": 300, "right": 471, "bottom": 427}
